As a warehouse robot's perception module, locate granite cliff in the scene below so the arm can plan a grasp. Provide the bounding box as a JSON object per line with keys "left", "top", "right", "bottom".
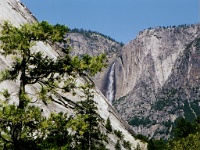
{"left": 64, "top": 18, "right": 200, "bottom": 139}
{"left": 112, "top": 25, "right": 200, "bottom": 139}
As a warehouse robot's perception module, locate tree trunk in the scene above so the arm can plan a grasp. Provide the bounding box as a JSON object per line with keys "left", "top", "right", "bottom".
{"left": 18, "top": 56, "right": 27, "bottom": 109}
{"left": 14, "top": 55, "right": 27, "bottom": 148}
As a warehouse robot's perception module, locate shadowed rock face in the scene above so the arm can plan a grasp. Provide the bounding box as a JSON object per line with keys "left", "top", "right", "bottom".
{"left": 0, "top": 0, "right": 146, "bottom": 149}
{"left": 112, "top": 25, "right": 200, "bottom": 139}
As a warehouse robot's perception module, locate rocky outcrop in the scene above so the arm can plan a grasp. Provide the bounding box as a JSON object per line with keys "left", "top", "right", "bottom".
{"left": 0, "top": 0, "right": 146, "bottom": 149}
{"left": 113, "top": 25, "right": 200, "bottom": 139}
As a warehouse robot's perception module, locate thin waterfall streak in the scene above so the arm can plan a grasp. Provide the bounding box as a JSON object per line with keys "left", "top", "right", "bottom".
{"left": 106, "top": 63, "right": 115, "bottom": 103}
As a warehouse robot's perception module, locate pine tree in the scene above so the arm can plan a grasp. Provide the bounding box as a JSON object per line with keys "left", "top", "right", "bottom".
{"left": 147, "top": 139, "right": 156, "bottom": 150}
{"left": 115, "top": 140, "right": 121, "bottom": 150}
{"left": 174, "top": 117, "right": 194, "bottom": 138}
{"left": 0, "top": 21, "right": 72, "bottom": 149}
{"left": 105, "top": 117, "right": 112, "bottom": 133}
{"left": 0, "top": 21, "right": 107, "bottom": 149}
{"left": 69, "top": 85, "right": 108, "bottom": 150}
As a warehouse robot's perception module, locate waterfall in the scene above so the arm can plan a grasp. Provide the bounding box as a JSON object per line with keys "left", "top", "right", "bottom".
{"left": 106, "top": 62, "right": 115, "bottom": 103}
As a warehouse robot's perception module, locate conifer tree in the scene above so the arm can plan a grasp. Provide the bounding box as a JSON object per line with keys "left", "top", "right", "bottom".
{"left": 105, "top": 117, "right": 112, "bottom": 132}
{"left": 0, "top": 21, "right": 107, "bottom": 149}
{"left": 115, "top": 140, "right": 121, "bottom": 150}
{"left": 69, "top": 85, "right": 108, "bottom": 150}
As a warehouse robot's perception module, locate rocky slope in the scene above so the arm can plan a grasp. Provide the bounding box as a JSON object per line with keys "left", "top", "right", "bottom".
{"left": 0, "top": 0, "right": 146, "bottom": 149}
{"left": 112, "top": 25, "right": 200, "bottom": 139}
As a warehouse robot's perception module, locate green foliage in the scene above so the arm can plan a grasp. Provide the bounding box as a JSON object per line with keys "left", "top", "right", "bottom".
{"left": 69, "top": 85, "right": 108, "bottom": 150}
{"left": 0, "top": 21, "right": 107, "bottom": 107}
{"left": 0, "top": 21, "right": 107, "bottom": 149}
{"left": 147, "top": 139, "right": 156, "bottom": 150}
{"left": 115, "top": 140, "right": 121, "bottom": 150}
{"left": 0, "top": 21, "right": 72, "bottom": 109}
{"left": 0, "top": 89, "right": 10, "bottom": 100}
{"left": 70, "top": 28, "right": 124, "bottom": 46}
{"left": 171, "top": 116, "right": 200, "bottom": 140}
{"left": 173, "top": 117, "right": 194, "bottom": 138}
{"left": 135, "top": 143, "right": 142, "bottom": 150}
{"left": 167, "top": 133, "right": 200, "bottom": 150}
{"left": 123, "top": 140, "right": 132, "bottom": 150}
{"left": 167, "top": 116, "right": 200, "bottom": 149}
{"left": 114, "top": 130, "right": 124, "bottom": 140}
{"left": 105, "top": 117, "right": 112, "bottom": 133}
{"left": 128, "top": 116, "right": 152, "bottom": 127}
{"left": 40, "top": 112, "right": 72, "bottom": 149}
{"left": 136, "top": 134, "right": 149, "bottom": 143}
{"left": 71, "top": 53, "right": 107, "bottom": 76}
{"left": 135, "top": 134, "right": 166, "bottom": 150}
{"left": 0, "top": 21, "right": 68, "bottom": 55}
{"left": 0, "top": 104, "right": 46, "bottom": 149}
{"left": 149, "top": 139, "right": 167, "bottom": 150}
{"left": 0, "top": 104, "right": 72, "bottom": 149}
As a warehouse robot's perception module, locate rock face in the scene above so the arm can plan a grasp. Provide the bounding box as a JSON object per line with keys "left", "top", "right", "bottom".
{"left": 0, "top": 0, "right": 146, "bottom": 149}
{"left": 65, "top": 30, "right": 123, "bottom": 100}
{"left": 64, "top": 17, "right": 200, "bottom": 139}
{"left": 112, "top": 25, "right": 200, "bottom": 139}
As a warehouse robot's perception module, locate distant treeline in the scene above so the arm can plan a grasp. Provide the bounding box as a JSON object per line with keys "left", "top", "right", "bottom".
{"left": 70, "top": 28, "right": 124, "bottom": 46}
{"left": 147, "top": 23, "right": 198, "bottom": 30}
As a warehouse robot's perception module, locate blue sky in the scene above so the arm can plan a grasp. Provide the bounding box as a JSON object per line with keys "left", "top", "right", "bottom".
{"left": 21, "top": 0, "right": 199, "bottom": 43}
